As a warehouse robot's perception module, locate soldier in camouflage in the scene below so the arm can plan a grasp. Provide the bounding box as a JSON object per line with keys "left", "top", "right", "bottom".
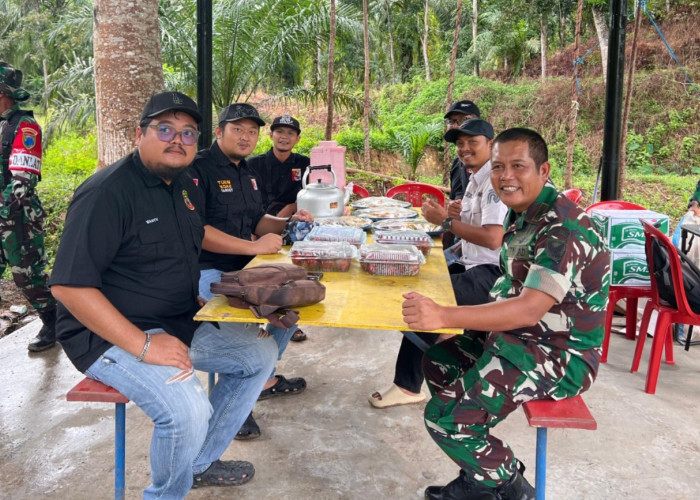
{"left": 0, "top": 62, "right": 57, "bottom": 351}
{"left": 402, "top": 128, "right": 610, "bottom": 500}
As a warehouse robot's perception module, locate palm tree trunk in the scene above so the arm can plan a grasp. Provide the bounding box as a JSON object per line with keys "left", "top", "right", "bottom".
{"left": 592, "top": 5, "right": 609, "bottom": 85}
{"left": 422, "top": 0, "right": 431, "bottom": 81}
{"left": 325, "top": 0, "right": 336, "bottom": 140}
{"left": 472, "top": 0, "right": 479, "bottom": 77}
{"left": 620, "top": 3, "right": 644, "bottom": 197}
{"left": 363, "top": 0, "right": 371, "bottom": 170}
{"left": 540, "top": 14, "right": 547, "bottom": 82}
{"left": 565, "top": 0, "right": 585, "bottom": 190}
{"left": 443, "top": 0, "right": 463, "bottom": 167}
{"left": 94, "top": 0, "right": 164, "bottom": 168}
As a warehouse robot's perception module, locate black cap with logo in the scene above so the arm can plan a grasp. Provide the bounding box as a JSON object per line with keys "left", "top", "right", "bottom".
{"left": 444, "top": 100, "right": 481, "bottom": 119}
{"left": 218, "top": 103, "right": 265, "bottom": 126}
{"left": 141, "top": 91, "right": 202, "bottom": 124}
{"left": 270, "top": 115, "right": 301, "bottom": 134}
{"left": 444, "top": 118, "right": 494, "bottom": 143}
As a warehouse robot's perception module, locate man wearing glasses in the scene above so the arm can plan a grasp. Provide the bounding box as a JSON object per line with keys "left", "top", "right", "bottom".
{"left": 445, "top": 100, "right": 481, "bottom": 202}
{"left": 51, "top": 92, "right": 278, "bottom": 496}
{"left": 190, "top": 103, "right": 313, "bottom": 442}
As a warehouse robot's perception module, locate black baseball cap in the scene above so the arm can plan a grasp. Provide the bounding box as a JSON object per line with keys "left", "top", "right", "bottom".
{"left": 270, "top": 115, "right": 301, "bottom": 134}
{"left": 444, "top": 100, "right": 481, "bottom": 119}
{"left": 141, "top": 91, "right": 202, "bottom": 124}
{"left": 219, "top": 103, "right": 265, "bottom": 126}
{"left": 444, "top": 118, "right": 494, "bottom": 143}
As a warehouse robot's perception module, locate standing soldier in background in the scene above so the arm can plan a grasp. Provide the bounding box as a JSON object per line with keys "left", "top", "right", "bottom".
{"left": 0, "top": 62, "right": 57, "bottom": 352}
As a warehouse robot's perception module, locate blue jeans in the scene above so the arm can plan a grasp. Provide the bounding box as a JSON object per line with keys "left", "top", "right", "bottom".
{"left": 199, "top": 268, "right": 296, "bottom": 380}
{"left": 85, "top": 322, "right": 277, "bottom": 499}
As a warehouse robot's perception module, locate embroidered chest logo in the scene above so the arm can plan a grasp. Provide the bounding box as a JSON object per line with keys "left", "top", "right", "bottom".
{"left": 250, "top": 177, "right": 258, "bottom": 190}
{"left": 217, "top": 179, "right": 233, "bottom": 193}
{"left": 182, "top": 190, "right": 195, "bottom": 210}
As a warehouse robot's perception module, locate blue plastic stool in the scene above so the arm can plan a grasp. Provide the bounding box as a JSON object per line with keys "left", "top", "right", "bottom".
{"left": 67, "top": 378, "right": 129, "bottom": 500}
{"left": 522, "top": 396, "right": 597, "bottom": 500}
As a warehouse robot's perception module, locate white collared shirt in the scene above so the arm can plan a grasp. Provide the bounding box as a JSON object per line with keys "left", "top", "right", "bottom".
{"left": 458, "top": 161, "right": 508, "bottom": 270}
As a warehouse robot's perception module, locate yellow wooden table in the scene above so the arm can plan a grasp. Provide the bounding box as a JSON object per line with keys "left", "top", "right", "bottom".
{"left": 195, "top": 236, "right": 461, "bottom": 335}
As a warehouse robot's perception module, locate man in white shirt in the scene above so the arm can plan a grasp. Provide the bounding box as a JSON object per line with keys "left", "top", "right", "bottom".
{"left": 368, "top": 118, "right": 507, "bottom": 409}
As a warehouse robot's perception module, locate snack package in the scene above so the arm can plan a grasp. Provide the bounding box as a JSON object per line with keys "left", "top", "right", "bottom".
{"left": 289, "top": 241, "right": 357, "bottom": 272}
{"left": 358, "top": 243, "right": 425, "bottom": 276}
{"left": 373, "top": 230, "right": 434, "bottom": 257}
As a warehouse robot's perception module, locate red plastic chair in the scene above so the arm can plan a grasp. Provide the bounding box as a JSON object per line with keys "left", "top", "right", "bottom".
{"left": 352, "top": 184, "right": 370, "bottom": 198}
{"left": 386, "top": 183, "right": 446, "bottom": 207}
{"left": 585, "top": 201, "right": 650, "bottom": 363}
{"left": 562, "top": 188, "right": 583, "bottom": 205}
{"left": 630, "top": 220, "right": 691, "bottom": 394}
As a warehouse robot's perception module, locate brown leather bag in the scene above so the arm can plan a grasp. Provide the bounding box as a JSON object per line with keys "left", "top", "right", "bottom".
{"left": 210, "top": 264, "right": 325, "bottom": 328}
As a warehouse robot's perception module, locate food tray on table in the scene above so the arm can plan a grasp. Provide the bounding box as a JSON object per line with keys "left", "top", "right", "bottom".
{"left": 315, "top": 215, "right": 372, "bottom": 231}
{"left": 373, "top": 230, "right": 434, "bottom": 257}
{"left": 350, "top": 196, "right": 412, "bottom": 209}
{"left": 358, "top": 243, "right": 426, "bottom": 276}
{"left": 371, "top": 218, "right": 443, "bottom": 237}
{"left": 289, "top": 241, "right": 356, "bottom": 272}
{"left": 304, "top": 225, "right": 367, "bottom": 247}
{"left": 352, "top": 206, "right": 418, "bottom": 221}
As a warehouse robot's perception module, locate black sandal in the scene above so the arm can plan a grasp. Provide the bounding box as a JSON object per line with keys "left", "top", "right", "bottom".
{"left": 258, "top": 374, "right": 307, "bottom": 400}
{"left": 290, "top": 329, "right": 308, "bottom": 342}
{"left": 234, "top": 413, "right": 260, "bottom": 441}
{"left": 192, "top": 459, "right": 255, "bottom": 488}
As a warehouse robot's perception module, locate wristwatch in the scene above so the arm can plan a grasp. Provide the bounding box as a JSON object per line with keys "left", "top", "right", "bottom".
{"left": 441, "top": 216, "right": 454, "bottom": 232}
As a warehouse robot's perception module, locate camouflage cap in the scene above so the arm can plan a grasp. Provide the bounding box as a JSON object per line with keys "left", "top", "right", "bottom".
{"left": 0, "top": 62, "right": 30, "bottom": 102}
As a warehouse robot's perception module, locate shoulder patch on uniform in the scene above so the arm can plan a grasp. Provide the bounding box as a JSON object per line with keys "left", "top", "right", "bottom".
{"left": 9, "top": 122, "right": 42, "bottom": 175}
{"left": 545, "top": 226, "right": 570, "bottom": 263}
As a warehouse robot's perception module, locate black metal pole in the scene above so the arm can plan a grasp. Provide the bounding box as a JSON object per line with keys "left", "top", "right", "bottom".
{"left": 197, "top": 0, "right": 213, "bottom": 148}
{"left": 600, "top": 0, "right": 627, "bottom": 201}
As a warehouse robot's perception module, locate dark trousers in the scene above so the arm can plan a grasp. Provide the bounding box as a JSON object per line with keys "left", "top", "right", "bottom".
{"left": 393, "top": 263, "right": 501, "bottom": 393}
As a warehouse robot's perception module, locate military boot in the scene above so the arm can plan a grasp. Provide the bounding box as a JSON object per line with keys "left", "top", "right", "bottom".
{"left": 27, "top": 307, "right": 57, "bottom": 352}
{"left": 425, "top": 470, "right": 499, "bottom": 500}
{"left": 496, "top": 464, "right": 535, "bottom": 500}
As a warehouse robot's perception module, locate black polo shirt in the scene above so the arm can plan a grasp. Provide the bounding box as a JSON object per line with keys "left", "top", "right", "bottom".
{"left": 189, "top": 141, "right": 266, "bottom": 272}
{"left": 247, "top": 148, "right": 310, "bottom": 215}
{"left": 449, "top": 156, "right": 472, "bottom": 201}
{"left": 50, "top": 151, "right": 204, "bottom": 373}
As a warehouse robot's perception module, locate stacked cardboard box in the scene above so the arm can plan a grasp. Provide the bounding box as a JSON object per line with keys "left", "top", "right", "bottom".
{"left": 590, "top": 209, "right": 669, "bottom": 286}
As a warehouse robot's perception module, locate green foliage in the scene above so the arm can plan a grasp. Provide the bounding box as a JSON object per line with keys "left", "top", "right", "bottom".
{"left": 38, "top": 132, "right": 97, "bottom": 267}
{"left": 393, "top": 123, "right": 442, "bottom": 180}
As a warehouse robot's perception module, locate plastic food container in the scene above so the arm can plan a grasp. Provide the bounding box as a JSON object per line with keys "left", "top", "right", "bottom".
{"left": 304, "top": 225, "right": 367, "bottom": 247}
{"left": 373, "top": 230, "right": 434, "bottom": 257}
{"left": 371, "top": 218, "right": 443, "bottom": 236}
{"left": 351, "top": 206, "right": 418, "bottom": 221}
{"left": 315, "top": 215, "right": 372, "bottom": 230}
{"left": 289, "top": 241, "right": 356, "bottom": 272}
{"left": 350, "top": 196, "right": 412, "bottom": 209}
{"left": 359, "top": 243, "right": 425, "bottom": 276}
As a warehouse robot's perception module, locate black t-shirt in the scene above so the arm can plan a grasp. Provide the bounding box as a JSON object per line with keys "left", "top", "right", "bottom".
{"left": 449, "top": 156, "right": 472, "bottom": 201}
{"left": 189, "top": 142, "right": 266, "bottom": 272}
{"left": 50, "top": 151, "right": 204, "bottom": 373}
{"left": 247, "top": 148, "right": 310, "bottom": 215}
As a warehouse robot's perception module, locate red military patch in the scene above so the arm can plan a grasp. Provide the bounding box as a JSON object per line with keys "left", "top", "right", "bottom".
{"left": 9, "top": 122, "right": 42, "bottom": 175}
{"left": 250, "top": 178, "right": 258, "bottom": 191}
{"left": 292, "top": 168, "right": 301, "bottom": 182}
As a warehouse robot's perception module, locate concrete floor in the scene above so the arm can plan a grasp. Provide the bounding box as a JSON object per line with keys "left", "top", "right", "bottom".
{"left": 1, "top": 318, "right": 700, "bottom": 500}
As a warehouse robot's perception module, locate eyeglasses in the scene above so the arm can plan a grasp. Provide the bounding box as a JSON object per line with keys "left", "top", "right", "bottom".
{"left": 228, "top": 125, "right": 259, "bottom": 138}
{"left": 445, "top": 117, "right": 467, "bottom": 126}
{"left": 148, "top": 124, "right": 200, "bottom": 146}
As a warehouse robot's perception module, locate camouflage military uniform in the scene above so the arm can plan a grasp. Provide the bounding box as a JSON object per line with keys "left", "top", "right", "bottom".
{"left": 0, "top": 62, "right": 56, "bottom": 350}
{"left": 423, "top": 181, "right": 610, "bottom": 487}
